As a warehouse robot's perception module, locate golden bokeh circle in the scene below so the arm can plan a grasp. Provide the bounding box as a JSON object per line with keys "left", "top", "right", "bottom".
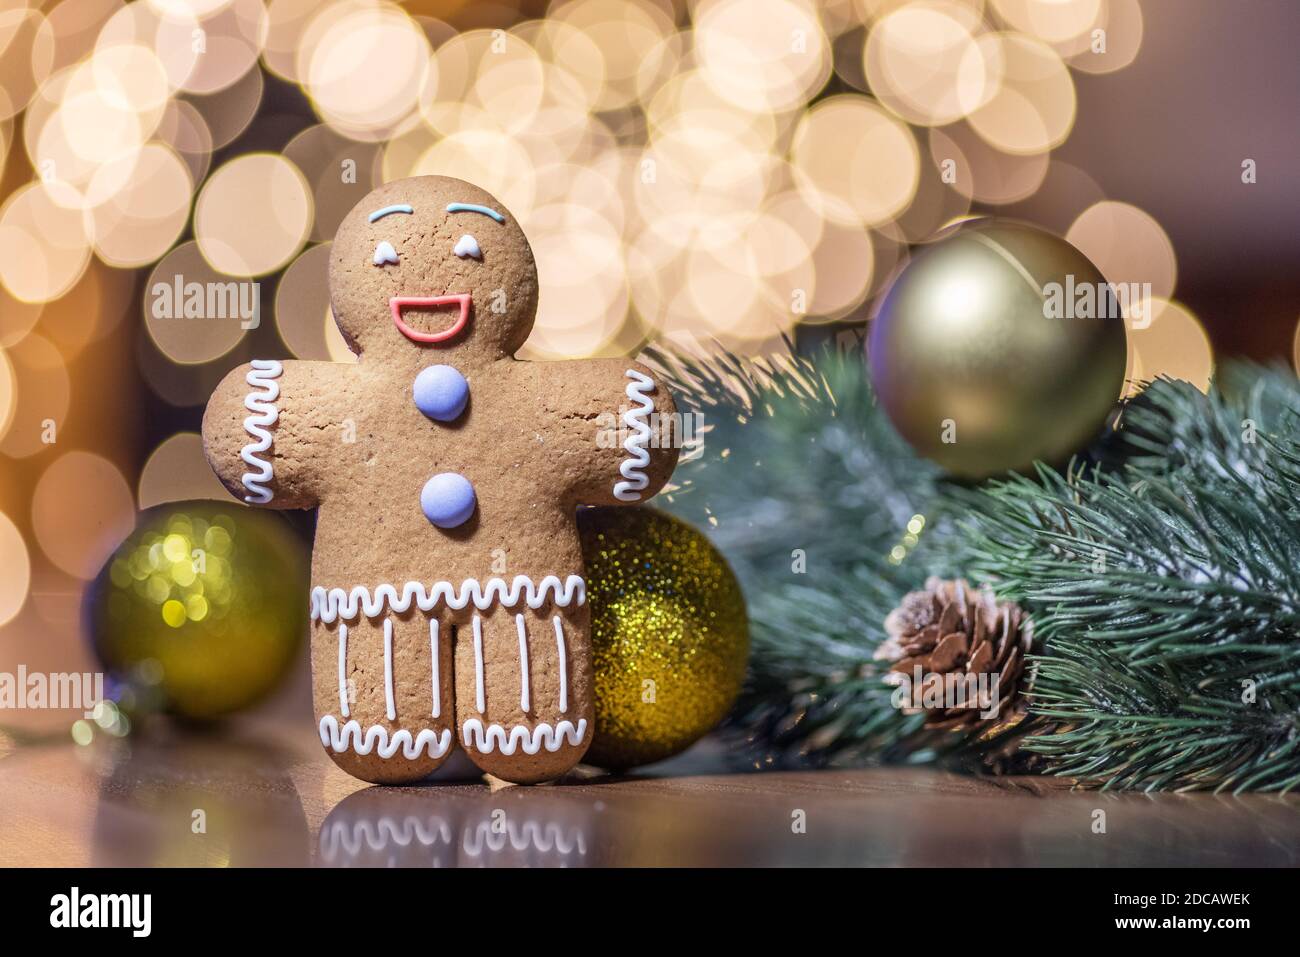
{"left": 792, "top": 94, "right": 920, "bottom": 226}
{"left": 195, "top": 153, "right": 313, "bottom": 276}
{"left": 145, "top": 0, "right": 236, "bottom": 20}
{"left": 303, "top": 1, "right": 429, "bottom": 138}
{"left": 91, "top": 142, "right": 193, "bottom": 267}
{"left": 929, "top": 122, "right": 1049, "bottom": 204}
{"left": 967, "top": 33, "right": 1075, "bottom": 155}
{"left": 1125, "top": 298, "right": 1213, "bottom": 397}
{"left": 163, "top": 0, "right": 267, "bottom": 95}
{"left": 527, "top": 202, "right": 628, "bottom": 356}
{"left": 46, "top": 0, "right": 121, "bottom": 75}
{"left": 0, "top": 344, "right": 14, "bottom": 441}
{"left": 0, "top": 510, "right": 30, "bottom": 627}
{"left": 0, "top": 332, "right": 69, "bottom": 459}
{"left": 0, "top": 7, "right": 55, "bottom": 122}
{"left": 864, "top": 1, "right": 998, "bottom": 126}
{"left": 523, "top": 19, "right": 608, "bottom": 115}
{"left": 283, "top": 124, "right": 383, "bottom": 242}
{"left": 551, "top": 0, "right": 676, "bottom": 111}
{"left": 262, "top": 0, "right": 319, "bottom": 81}
{"left": 992, "top": 0, "right": 1102, "bottom": 45}
{"left": 0, "top": 181, "right": 92, "bottom": 302}
{"left": 803, "top": 216, "right": 877, "bottom": 321}
{"left": 143, "top": 241, "right": 253, "bottom": 364}
{"left": 413, "top": 129, "right": 536, "bottom": 220}
{"left": 1071, "top": 0, "right": 1143, "bottom": 75}
{"left": 275, "top": 242, "right": 356, "bottom": 362}
{"left": 1066, "top": 200, "right": 1178, "bottom": 305}
{"left": 694, "top": 0, "right": 832, "bottom": 113}
{"left": 138, "top": 431, "right": 230, "bottom": 508}
{"left": 32, "top": 450, "right": 136, "bottom": 580}
{"left": 187, "top": 62, "right": 264, "bottom": 149}
{"left": 155, "top": 98, "right": 214, "bottom": 185}
{"left": 470, "top": 32, "right": 545, "bottom": 131}
{"left": 96, "top": 0, "right": 199, "bottom": 92}
{"left": 0, "top": 284, "right": 43, "bottom": 349}
{"left": 27, "top": 260, "right": 121, "bottom": 362}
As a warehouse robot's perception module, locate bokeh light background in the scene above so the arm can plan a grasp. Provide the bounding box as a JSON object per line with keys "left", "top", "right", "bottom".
{"left": 0, "top": 0, "right": 1297, "bottom": 732}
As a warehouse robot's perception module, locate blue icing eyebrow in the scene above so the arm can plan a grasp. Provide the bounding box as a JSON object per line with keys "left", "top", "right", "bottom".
{"left": 446, "top": 202, "right": 505, "bottom": 223}
{"left": 368, "top": 204, "right": 413, "bottom": 223}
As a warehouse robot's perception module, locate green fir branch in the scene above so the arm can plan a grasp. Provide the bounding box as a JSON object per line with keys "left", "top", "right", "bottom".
{"left": 954, "top": 385, "right": 1300, "bottom": 792}
{"left": 652, "top": 342, "right": 1300, "bottom": 790}
{"left": 648, "top": 342, "right": 947, "bottom": 586}
{"left": 650, "top": 344, "right": 970, "bottom": 767}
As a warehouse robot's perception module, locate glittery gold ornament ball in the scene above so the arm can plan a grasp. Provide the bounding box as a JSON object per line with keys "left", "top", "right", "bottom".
{"left": 578, "top": 506, "right": 749, "bottom": 770}
{"left": 869, "top": 219, "right": 1127, "bottom": 479}
{"left": 87, "top": 502, "right": 307, "bottom": 719}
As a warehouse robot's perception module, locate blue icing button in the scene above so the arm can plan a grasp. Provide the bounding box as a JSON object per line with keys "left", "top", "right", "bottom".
{"left": 413, "top": 364, "right": 469, "bottom": 422}
{"left": 421, "top": 473, "right": 476, "bottom": 528}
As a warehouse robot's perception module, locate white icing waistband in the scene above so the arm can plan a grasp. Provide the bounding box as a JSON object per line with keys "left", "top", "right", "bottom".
{"left": 319, "top": 715, "right": 452, "bottom": 760}
{"left": 310, "top": 574, "right": 586, "bottom": 623}
{"left": 460, "top": 718, "right": 588, "bottom": 756}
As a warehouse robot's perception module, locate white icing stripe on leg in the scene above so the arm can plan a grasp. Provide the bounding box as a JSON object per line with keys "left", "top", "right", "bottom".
{"left": 473, "top": 614, "right": 485, "bottom": 714}
{"left": 239, "top": 359, "right": 283, "bottom": 504}
{"left": 461, "top": 718, "right": 587, "bottom": 756}
{"left": 613, "top": 369, "right": 655, "bottom": 502}
{"left": 430, "top": 619, "right": 440, "bottom": 719}
{"left": 309, "top": 575, "right": 586, "bottom": 624}
{"left": 553, "top": 616, "right": 567, "bottom": 714}
{"left": 516, "top": 613, "right": 530, "bottom": 713}
{"left": 383, "top": 618, "right": 396, "bottom": 721}
{"left": 319, "top": 715, "right": 451, "bottom": 760}
{"left": 338, "top": 624, "right": 350, "bottom": 718}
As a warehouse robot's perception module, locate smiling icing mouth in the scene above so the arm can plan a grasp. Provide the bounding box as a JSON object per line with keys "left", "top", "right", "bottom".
{"left": 390, "top": 295, "right": 471, "bottom": 344}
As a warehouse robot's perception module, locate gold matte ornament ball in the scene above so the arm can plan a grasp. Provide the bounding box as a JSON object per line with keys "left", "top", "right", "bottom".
{"left": 868, "top": 220, "right": 1128, "bottom": 479}
{"left": 578, "top": 506, "right": 749, "bottom": 770}
{"left": 88, "top": 503, "right": 308, "bottom": 719}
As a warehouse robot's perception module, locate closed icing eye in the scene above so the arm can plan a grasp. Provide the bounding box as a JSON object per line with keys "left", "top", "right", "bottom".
{"left": 373, "top": 240, "right": 399, "bottom": 266}
{"left": 453, "top": 234, "right": 481, "bottom": 260}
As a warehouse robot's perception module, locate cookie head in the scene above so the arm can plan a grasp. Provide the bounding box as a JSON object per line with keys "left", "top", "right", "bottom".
{"left": 329, "top": 176, "right": 538, "bottom": 361}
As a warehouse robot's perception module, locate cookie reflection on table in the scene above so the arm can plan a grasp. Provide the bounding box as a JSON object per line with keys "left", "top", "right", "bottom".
{"left": 318, "top": 800, "right": 457, "bottom": 868}
{"left": 317, "top": 783, "right": 594, "bottom": 868}
{"left": 457, "top": 794, "right": 588, "bottom": 866}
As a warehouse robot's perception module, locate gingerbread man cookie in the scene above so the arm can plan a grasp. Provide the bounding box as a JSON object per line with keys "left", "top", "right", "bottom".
{"left": 202, "top": 176, "right": 678, "bottom": 784}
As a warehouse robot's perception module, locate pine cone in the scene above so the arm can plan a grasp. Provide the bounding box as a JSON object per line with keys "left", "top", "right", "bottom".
{"left": 875, "top": 577, "right": 1034, "bottom": 730}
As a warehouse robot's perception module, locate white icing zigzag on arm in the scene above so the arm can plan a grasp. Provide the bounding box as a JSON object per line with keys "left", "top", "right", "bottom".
{"left": 613, "top": 369, "right": 655, "bottom": 502}
{"left": 461, "top": 718, "right": 588, "bottom": 756}
{"left": 239, "top": 359, "right": 284, "bottom": 504}
{"left": 319, "top": 715, "right": 452, "bottom": 760}
{"left": 310, "top": 574, "right": 587, "bottom": 623}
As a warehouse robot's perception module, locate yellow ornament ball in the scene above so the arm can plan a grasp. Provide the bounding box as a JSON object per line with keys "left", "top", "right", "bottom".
{"left": 578, "top": 506, "right": 749, "bottom": 770}
{"left": 88, "top": 503, "right": 308, "bottom": 719}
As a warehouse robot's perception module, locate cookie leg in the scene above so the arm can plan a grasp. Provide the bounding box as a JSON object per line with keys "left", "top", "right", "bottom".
{"left": 455, "top": 605, "right": 593, "bottom": 784}
{"left": 316, "top": 611, "right": 456, "bottom": 784}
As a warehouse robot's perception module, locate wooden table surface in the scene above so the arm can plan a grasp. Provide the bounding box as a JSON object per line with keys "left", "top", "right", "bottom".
{"left": 0, "top": 720, "right": 1295, "bottom": 867}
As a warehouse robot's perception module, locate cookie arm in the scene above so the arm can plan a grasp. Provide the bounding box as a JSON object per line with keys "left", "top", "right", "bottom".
{"left": 538, "top": 358, "right": 680, "bottom": 507}
{"left": 201, "top": 358, "right": 346, "bottom": 509}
